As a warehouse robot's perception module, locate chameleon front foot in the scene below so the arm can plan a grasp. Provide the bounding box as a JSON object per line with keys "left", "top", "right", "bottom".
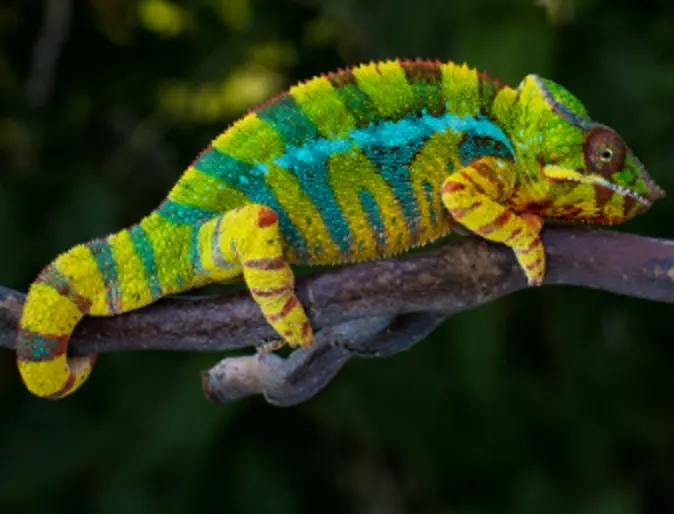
{"left": 255, "top": 339, "right": 286, "bottom": 353}
{"left": 441, "top": 156, "right": 546, "bottom": 286}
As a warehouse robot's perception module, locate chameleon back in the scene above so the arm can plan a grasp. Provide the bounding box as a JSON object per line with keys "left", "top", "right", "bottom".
{"left": 161, "top": 59, "right": 512, "bottom": 265}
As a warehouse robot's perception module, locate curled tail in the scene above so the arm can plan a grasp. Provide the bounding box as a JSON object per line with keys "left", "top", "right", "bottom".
{"left": 16, "top": 245, "right": 100, "bottom": 399}
{"left": 17, "top": 211, "right": 212, "bottom": 399}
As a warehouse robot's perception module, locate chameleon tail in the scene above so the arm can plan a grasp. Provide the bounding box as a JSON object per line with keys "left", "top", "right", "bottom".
{"left": 16, "top": 252, "right": 98, "bottom": 399}
{"left": 16, "top": 214, "right": 204, "bottom": 399}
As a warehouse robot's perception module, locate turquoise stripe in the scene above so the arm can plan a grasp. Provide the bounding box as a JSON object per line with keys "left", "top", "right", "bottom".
{"left": 271, "top": 112, "right": 514, "bottom": 250}
{"left": 88, "top": 238, "right": 121, "bottom": 313}
{"left": 358, "top": 190, "right": 387, "bottom": 250}
{"left": 194, "top": 149, "right": 310, "bottom": 260}
{"left": 422, "top": 180, "right": 437, "bottom": 227}
{"left": 349, "top": 115, "right": 430, "bottom": 238}
{"left": 189, "top": 224, "right": 207, "bottom": 277}
{"left": 257, "top": 94, "right": 319, "bottom": 146}
{"left": 459, "top": 131, "right": 513, "bottom": 166}
{"left": 275, "top": 139, "right": 355, "bottom": 254}
{"left": 128, "top": 224, "right": 162, "bottom": 300}
{"left": 157, "top": 199, "right": 217, "bottom": 225}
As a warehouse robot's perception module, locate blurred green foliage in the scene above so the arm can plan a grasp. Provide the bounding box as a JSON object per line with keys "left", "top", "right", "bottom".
{"left": 2, "top": 0, "right": 674, "bottom": 512}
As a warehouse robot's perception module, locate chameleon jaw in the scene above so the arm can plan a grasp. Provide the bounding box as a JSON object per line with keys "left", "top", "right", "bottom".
{"left": 542, "top": 165, "right": 655, "bottom": 209}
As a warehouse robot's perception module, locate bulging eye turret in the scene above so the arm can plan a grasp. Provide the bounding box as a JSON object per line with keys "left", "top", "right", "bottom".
{"left": 583, "top": 125, "right": 626, "bottom": 176}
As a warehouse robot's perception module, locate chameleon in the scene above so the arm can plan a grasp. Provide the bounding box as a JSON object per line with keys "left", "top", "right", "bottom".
{"left": 16, "top": 59, "right": 665, "bottom": 399}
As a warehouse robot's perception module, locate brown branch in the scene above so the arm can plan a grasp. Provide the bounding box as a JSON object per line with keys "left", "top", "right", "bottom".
{"left": 2, "top": 226, "right": 673, "bottom": 404}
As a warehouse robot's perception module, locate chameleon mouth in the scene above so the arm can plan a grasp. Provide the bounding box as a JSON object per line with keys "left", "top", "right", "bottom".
{"left": 599, "top": 181, "right": 654, "bottom": 208}
{"left": 542, "top": 165, "right": 661, "bottom": 210}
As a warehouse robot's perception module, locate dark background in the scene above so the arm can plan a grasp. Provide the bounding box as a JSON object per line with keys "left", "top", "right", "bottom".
{"left": 2, "top": 0, "right": 674, "bottom": 512}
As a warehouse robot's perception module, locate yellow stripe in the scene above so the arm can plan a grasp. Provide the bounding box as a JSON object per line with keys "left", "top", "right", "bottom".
{"left": 168, "top": 167, "right": 249, "bottom": 212}
{"left": 554, "top": 184, "right": 600, "bottom": 217}
{"left": 408, "top": 130, "right": 459, "bottom": 240}
{"left": 290, "top": 76, "right": 356, "bottom": 138}
{"left": 326, "top": 148, "right": 409, "bottom": 260}
{"left": 264, "top": 162, "right": 341, "bottom": 263}
{"left": 351, "top": 61, "right": 415, "bottom": 119}
{"left": 491, "top": 87, "right": 517, "bottom": 124}
{"left": 195, "top": 217, "right": 244, "bottom": 281}
{"left": 601, "top": 192, "right": 625, "bottom": 220}
{"left": 18, "top": 356, "right": 70, "bottom": 397}
{"left": 212, "top": 113, "right": 285, "bottom": 163}
{"left": 140, "top": 213, "right": 194, "bottom": 294}
{"left": 108, "top": 230, "right": 154, "bottom": 311}
{"left": 54, "top": 244, "right": 108, "bottom": 315}
{"left": 20, "top": 283, "right": 82, "bottom": 334}
{"left": 440, "top": 62, "right": 481, "bottom": 117}
{"left": 197, "top": 219, "right": 218, "bottom": 273}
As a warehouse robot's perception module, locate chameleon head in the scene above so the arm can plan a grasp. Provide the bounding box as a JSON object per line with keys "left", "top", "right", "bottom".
{"left": 511, "top": 74, "right": 665, "bottom": 223}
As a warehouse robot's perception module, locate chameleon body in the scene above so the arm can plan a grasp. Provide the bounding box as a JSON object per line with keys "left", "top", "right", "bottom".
{"left": 16, "top": 59, "right": 664, "bottom": 399}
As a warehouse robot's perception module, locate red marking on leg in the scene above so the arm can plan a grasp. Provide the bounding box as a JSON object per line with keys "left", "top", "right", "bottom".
{"left": 257, "top": 208, "right": 278, "bottom": 228}
{"left": 283, "top": 330, "right": 294, "bottom": 337}
{"left": 476, "top": 211, "right": 511, "bottom": 235}
{"left": 449, "top": 207, "right": 468, "bottom": 219}
{"left": 250, "top": 285, "right": 291, "bottom": 297}
{"left": 441, "top": 181, "right": 464, "bottom": 195}
{"left": 525, "top": 257, "right": 543, "bottom": 271}
{"left": 243, "top": 257, "right": 286, "bottom": 270}
{"left": 269, "top": 296, "right": 299, "bottom": 322}
{"left": 519, "top": 238, "right": 541, "bottom": 255}
{"left": 458, "top": 171, "right": 485, "bottom": 193}
{"left": 520, "top": 212, "right": 543, "bottom": 232}
{"left": 302, "top": 321, "right": 311, "bottom": 340}
{"left": 504, "top": 227, "right": 523, "bottom": 243}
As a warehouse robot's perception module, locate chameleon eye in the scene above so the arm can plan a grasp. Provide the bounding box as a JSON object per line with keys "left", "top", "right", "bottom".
{"left": 583, "top": 125, "right": 626, "bottom": 176}
{"left": 598, "top": 147, "right": 613, "bottom": 162}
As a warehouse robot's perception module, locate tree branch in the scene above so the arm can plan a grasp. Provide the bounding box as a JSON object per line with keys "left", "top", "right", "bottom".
{"left": 2, "top": 226, "right": 673, "bottom": 404}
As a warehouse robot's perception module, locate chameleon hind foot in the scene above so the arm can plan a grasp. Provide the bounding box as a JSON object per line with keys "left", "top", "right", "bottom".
{"left": 441, "top": 156, "right": 546, "bottom": 286}
{"left": 199, "top": 203, "right": 314, "bottom": 350}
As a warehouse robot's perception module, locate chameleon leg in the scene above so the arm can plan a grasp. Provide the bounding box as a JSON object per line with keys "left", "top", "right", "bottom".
{"left": 441, "top": 156, "right": 546, "bottom": 285}
{"left": 198, "top": 204, "right": 314, "bottom": 349}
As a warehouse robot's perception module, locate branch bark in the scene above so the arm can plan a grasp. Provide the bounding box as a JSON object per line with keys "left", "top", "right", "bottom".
{"left": 2, "top": 226, "right": 673, "bottom": 404}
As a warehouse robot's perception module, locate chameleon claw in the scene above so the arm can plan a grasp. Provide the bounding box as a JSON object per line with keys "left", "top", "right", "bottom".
{"left": 256, "top": 339, "right": 286, "bottom": 353}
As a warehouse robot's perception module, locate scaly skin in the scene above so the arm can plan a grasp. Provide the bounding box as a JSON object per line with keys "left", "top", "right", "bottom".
{"left": 16, "top": 59, "right": 665, "bottom": 399}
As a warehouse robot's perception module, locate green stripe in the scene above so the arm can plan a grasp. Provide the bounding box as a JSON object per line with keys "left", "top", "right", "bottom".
{"left": 129, "top": 224, "right": 162, "bottom": 300}
{"left": 156, "top": 199, "right": 217, "bottom": 225}
{"left": 88, "top": 238, "right": 121, "bottom": 313}
{"left": 256, "top": 94, "right": 319, "bottom": 146}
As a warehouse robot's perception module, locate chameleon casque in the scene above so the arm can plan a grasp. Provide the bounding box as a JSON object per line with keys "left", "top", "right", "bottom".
{"left": 16, "top": 59, "right": 665, "bottom": 399}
